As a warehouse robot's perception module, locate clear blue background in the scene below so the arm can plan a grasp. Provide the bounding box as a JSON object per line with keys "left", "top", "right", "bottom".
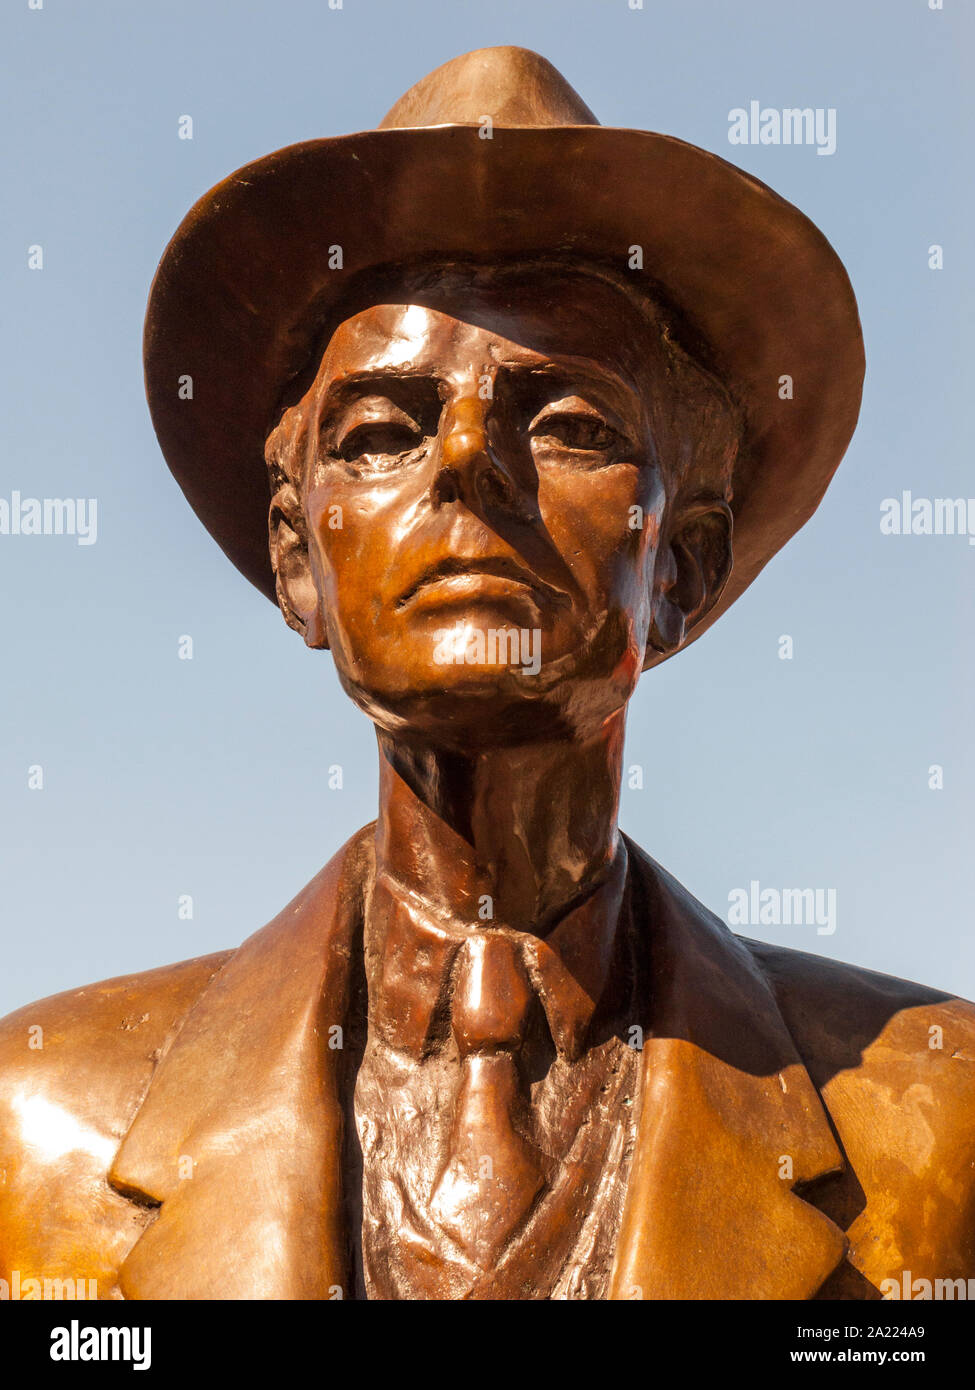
{"left": 2, "top": 0, "right": 973, "bottom": 1015}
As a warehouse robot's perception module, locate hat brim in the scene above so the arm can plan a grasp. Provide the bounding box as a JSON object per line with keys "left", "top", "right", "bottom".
{"left": 144, "top": 124, "right": 864, "bottom": 664}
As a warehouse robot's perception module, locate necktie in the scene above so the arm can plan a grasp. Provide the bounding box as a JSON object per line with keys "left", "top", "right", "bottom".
{"left": 428, "top": 930, "right": 548, "bottom": 1267}
{"left": 362, "top": 851, "right": 630, "bottom": 1286}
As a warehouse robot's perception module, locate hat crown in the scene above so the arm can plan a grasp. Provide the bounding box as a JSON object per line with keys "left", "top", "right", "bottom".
{"left": 378, "top": 46, "right": 599, "bottom": 131}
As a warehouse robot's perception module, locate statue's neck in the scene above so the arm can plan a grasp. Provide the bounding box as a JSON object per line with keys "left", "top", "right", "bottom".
{"left": 373, "top": 712, "right": 625, "bottom": 935}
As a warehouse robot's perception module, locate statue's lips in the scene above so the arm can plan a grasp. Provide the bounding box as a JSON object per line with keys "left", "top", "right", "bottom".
{"left": 396, "top": 557, "right": 561, "bottom": 611}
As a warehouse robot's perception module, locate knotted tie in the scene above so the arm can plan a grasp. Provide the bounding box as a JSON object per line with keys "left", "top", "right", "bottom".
{"left": 428, "top": 930, "right": 547, "bottom": 1266}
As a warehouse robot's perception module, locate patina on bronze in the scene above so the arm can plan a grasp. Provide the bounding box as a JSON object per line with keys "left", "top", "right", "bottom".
{"left": 1, "top": 47, "right": 973, "bottom": 1301}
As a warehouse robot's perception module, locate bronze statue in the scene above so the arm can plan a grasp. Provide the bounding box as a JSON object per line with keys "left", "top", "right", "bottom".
{"left": 2, "top": 47, "right": 972, "bottom": 1301}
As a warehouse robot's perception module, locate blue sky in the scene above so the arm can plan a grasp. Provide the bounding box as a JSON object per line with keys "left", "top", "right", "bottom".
{"left": 1, "top": 0, "right": 973, "bottom": 1014}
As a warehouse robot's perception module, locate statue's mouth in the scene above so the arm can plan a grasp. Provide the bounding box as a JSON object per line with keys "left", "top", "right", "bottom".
{"left": 396, "top": 555, "right": 563, "bottom": 610}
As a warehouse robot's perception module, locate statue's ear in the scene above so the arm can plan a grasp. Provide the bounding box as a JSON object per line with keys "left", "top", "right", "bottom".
{"left": 268, "top": 483, "right": 329, "bottom": 649}
{"left": 647, "top": 498, "right": 733, "bottom": 657}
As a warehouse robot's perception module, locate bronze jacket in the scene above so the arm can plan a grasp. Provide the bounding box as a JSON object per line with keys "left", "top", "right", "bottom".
{"left": 1, "top": 827, "right": 973, "bottom": 1300}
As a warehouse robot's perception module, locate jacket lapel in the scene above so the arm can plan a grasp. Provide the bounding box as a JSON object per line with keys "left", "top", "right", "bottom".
{"left": 109, "top": 828, "right": 374, "bottom": 1300}
{"left": 109, "top": 826, "right": 848, "bottom": 1301}
{"left": 610, "top": 838, "right": 850, "bottom": 1300}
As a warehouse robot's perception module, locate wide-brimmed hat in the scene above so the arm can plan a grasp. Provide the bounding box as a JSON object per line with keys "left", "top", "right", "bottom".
{"left": 144, "top": 45, "right": 864, "bottom": 661}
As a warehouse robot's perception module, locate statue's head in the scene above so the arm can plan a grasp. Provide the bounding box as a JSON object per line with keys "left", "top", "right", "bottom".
{"left": 264, "top": 262, "right": 741, "bottom": 748}
{"left": 143, "top": 48, "right": 864, "bottom": 732}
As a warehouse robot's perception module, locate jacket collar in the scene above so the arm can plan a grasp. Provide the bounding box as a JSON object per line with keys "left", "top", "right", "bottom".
{"left": 110, "top": 827, "right": 847, "bottom": 1300}
{"left": 609, "top": 835, "right": 848, "bottom": 1299}
{"left": 109, "top": 827, "right": 374, "bottom": 1300}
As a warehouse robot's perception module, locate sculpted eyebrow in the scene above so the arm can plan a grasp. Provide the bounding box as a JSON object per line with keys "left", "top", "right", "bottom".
{"left": 506, "top": 359, "right": 638, "bottom": 393}
{"left": 494, "top": 362, "right": 641, "bottom": 425}
{"left": 321, "top": 369, "right": 445, "bottom": 406}
{"left": 317, "top": 371, "right": 446, "bottom": 442}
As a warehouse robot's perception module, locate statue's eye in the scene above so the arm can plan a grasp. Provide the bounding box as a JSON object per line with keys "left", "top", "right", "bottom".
{"left": 528, "top": 398, "right": 622, "bottom": 455}
{"left": 533, "top": 414, "right": 617, "bottom": 451}
{"left": 337, "top": 419, "right": 423, "bottom": 460}
{"left": 332, "top": 395, "right": 428, "bottom": 463}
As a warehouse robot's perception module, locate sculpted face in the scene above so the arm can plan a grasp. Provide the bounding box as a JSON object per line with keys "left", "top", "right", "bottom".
{"left": 270, "top": 272, "right": 733, "bottom": 747}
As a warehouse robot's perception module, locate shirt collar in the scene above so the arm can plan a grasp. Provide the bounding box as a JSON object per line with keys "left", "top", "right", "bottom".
{"left": 367, "top": 838, "right": 629, "bottom": 1062}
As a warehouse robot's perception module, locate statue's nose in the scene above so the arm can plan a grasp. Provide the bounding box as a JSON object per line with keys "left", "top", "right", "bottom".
{"left": 434, "top": 396, "right": 515, "bottom": 510}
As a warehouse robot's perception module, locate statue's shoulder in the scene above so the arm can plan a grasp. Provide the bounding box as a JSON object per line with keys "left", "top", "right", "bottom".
{"left": 0, "top": 823, "right": 376, "bottom": 1125}
{"left": 0, "top": 948, "right": 233, "bottom": 1080}
{"left": 744, "top": 939, "right": 975, "bottom": 1277}
{"left": 0, "top": 952, "right": 232, "bottom": 1179}
{"left": 0, "top": 824, "right": 375, "bottom": 1152}
{"left": 0, "top": 828, "right": 372, "bottom": 1285}
{"left": 745, "top": 934, "right": 975, "bottom": 1053}
{"left": 746, "top": 935, "right": 975, "bottom": 1141}
{"left": 0, "top": 951, "right": 232, "bottom": 1286}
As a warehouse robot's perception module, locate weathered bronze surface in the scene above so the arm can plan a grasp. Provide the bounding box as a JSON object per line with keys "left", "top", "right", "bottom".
{"left": 1, "top": 47, "right": 972, "bottom": 1301}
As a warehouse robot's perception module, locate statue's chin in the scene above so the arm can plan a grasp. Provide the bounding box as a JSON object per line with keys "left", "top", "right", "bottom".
{"left": 337, "top": 669, "right": 558, "bottom": 747}
{"left": 335, "top": 655, "right": 641, "bottom": 753}
{"left": 325, "top": 604, "right": 643, "bottom": 749}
